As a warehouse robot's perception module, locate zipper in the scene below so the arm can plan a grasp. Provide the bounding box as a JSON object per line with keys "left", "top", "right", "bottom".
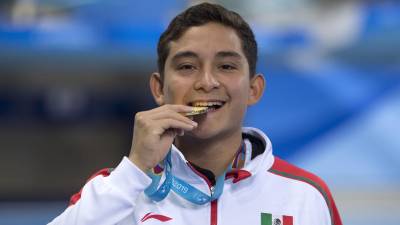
{"left": 187, "top": 162, "right": 219, "bottom": 225}
{"left": 210, "top": 200, "right": 218, "bottom": 225}
{"left": 207, "top": 184, "right": 218, "bottom": 225}
{"left": 210, "top": 185, "right": 215, "bottom": 196}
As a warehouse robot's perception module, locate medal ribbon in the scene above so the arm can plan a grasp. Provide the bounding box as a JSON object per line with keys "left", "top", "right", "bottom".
{"left": 144, "top": 143, "right": 245, "bottom": 205}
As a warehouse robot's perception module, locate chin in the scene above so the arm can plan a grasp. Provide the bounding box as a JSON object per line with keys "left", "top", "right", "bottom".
{"left": 186, "top": 124, "right": 237, "bottom": 141}
{"left": 186, "top": 128, "right": 218, "bottom": 140}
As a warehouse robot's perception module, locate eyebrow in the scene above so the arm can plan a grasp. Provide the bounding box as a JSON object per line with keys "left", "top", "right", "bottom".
{"left": 170, "top": 51, "right": 199, "bottom": 63}
{"left": 215, "top": 51, "right": 242, "bottom": 59}
{"left": 170, "top": 50, "right": 243, "bottom": 63}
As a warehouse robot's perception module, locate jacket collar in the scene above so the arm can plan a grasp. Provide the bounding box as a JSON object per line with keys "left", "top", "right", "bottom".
{"left": 168, "top": 127, "right": 274, "bottom": 190}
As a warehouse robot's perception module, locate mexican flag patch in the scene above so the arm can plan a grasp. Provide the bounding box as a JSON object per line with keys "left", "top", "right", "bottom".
{"left": 261, "top": 213, "right": 293, "bottom": 225}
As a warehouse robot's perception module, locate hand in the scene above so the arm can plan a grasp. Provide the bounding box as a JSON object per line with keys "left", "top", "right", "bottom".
{"left": 128, "top": 104, "right": 198, "bottom": 172}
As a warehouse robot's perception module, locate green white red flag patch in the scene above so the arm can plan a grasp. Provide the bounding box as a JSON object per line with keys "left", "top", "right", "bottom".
{"left": 261, "top": 213, "right": 293, "bottom": 225}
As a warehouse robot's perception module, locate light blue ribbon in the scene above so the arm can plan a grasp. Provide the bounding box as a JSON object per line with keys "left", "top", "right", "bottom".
{"left": 144, "top": 148, "right": 236, "bottom": 205}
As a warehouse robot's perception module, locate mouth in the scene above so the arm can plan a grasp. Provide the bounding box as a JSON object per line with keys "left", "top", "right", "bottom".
{"left": 187, "top": 100, "right": 226, "bottom": 114}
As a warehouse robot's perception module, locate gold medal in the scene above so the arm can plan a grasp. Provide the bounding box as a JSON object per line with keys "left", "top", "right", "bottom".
{"left": 184, "top": 106, "right": 208, "bottom": 116}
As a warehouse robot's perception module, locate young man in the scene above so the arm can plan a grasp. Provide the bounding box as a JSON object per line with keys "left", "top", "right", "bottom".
{"left": 50, "top": 3, "right": 342, "bottom": 225}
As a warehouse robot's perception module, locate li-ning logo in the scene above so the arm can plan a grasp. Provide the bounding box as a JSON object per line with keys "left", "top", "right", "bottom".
{"left": 141, "top": 212, "right": 172, "bottom": 223}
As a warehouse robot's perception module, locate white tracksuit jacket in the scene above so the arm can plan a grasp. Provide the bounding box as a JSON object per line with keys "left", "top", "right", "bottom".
{"left": 49, "top": 127, "right": 342, "bottom": 225}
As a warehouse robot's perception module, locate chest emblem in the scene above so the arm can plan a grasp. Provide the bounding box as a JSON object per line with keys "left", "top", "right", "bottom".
{"left": 261, "top": 213, "right": 293, "bottom": 225}
{"left": 141, "top": 212, "right": 172, "bottom": 223}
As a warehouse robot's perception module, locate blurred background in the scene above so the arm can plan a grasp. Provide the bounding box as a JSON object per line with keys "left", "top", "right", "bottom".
{"left": 0, "top": 0, "right": 399, "bottom": 224}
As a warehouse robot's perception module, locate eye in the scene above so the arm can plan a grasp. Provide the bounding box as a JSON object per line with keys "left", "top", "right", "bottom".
{"left": 219, "top": 64, "right": 237, "bottom": 71}
{"left": 177, "top": 64, "right": 196, "bottom": 71}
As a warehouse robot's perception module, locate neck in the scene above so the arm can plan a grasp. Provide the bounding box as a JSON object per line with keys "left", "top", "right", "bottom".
{"left": 174, "top": 129, "right": 243, "bottom": 177}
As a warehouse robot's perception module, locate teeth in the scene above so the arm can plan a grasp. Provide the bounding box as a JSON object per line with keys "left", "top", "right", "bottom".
{"left": 183, "top": 101, "right": 224, "bottom": 116}
{"left": 192, "top": 101, "right": 223, "bottom": 107}
{"left": 184, "top": 106, "right": 208, "bottom": 116}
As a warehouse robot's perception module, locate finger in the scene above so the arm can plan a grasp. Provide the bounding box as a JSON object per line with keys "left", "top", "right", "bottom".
{"left": 176, "top": 128, "right": 184, "bottom": 136}
{"left": 150, "top": 104, "right": 194, "bottom": 115}
{"left": 164, "top": 128, "right": 178, "bottom": 138}
{"left": 165, "top": 128, "right": 184, "bottom": 137}
{"left": 160, "top": 104, "right": 208, "bottom": 117}
{"left": 155, "top": 118, "right": 197, "bottom": 135}
{"left": 149, "top": 109, "right": 198, "bottom": 126}
{"left": 134, "top": 108, "right": 197, "bottom": 129}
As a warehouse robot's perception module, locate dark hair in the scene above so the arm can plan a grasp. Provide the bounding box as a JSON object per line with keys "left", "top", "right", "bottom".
{"left": 157, "top": 2, "right": 258, "bottom": 79}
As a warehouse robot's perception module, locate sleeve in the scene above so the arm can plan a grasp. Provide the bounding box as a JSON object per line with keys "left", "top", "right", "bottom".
{"left": 303, "top": 184, "right": 342, "bottom": 225}
{"left": 48, "top": 156, "right": 152, "bottom": 225}
{"left": 269, "top": 157, "right": 343, "bottom": 225}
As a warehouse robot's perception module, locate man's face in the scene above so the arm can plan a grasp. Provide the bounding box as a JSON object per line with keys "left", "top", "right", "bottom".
{"left": 153, "top": 22, "right": 261, "bottom": 139}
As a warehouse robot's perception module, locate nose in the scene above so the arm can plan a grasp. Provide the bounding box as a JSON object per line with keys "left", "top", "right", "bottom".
{"left": 194, "top": 69, "right": 220, "bottom": 92}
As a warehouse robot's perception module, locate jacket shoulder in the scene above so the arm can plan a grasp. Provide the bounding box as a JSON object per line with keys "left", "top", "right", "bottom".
{"left": 69, "top": 168, "right": 113, "bottom": 205}
{"left": 268, "top": 157, "right": 342, "bottom": 225}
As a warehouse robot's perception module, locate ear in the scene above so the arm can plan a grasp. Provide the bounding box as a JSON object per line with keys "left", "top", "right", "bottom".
{"left": 149, "top": 72, "right": 165, "bottom": 106}
{"left": 247, "top": 73, "right": 265, "bottom": 106}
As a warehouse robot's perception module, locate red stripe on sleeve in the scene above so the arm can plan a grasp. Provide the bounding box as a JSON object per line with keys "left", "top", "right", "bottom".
{"left": 270, "top": 157, "right": 342, "bottom": 225}
{"left": 69, "top": 168, "right": 112, "bottom": 206}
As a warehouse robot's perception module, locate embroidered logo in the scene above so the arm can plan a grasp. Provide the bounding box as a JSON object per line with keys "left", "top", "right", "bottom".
{"left": 261, "top": 213, "right": 293, "bottom": 225}
{"left": 141, "top": 212, "right": 172, "bottom": 223}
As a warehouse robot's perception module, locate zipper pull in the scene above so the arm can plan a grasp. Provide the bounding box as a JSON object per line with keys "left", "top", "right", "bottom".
{"left": 210, "top": 186, "right": 215, "bottom": 196}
